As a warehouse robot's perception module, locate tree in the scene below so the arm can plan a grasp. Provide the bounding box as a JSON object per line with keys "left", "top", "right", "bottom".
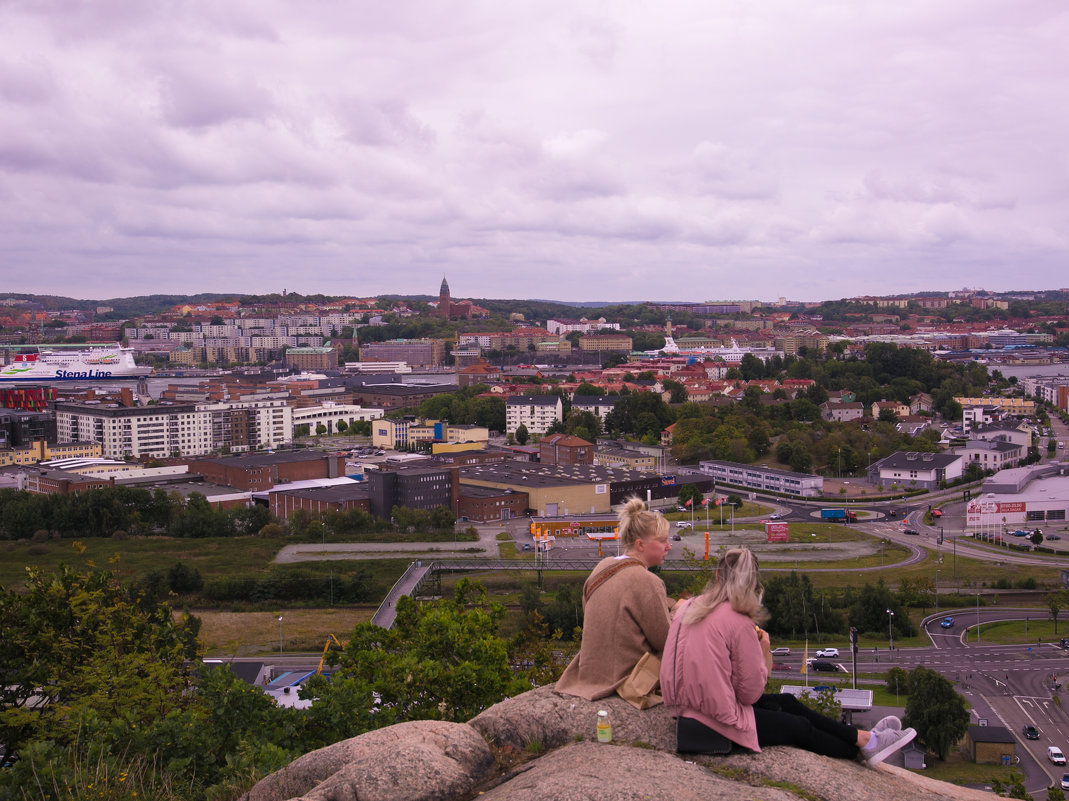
{"left": 306, "top": 579, "right": 529, "bottom": 727}
{"left": 848, "top": 580, "right": 907, "bottom": 638}
{"left": 788, "top": 446, "right": 813, "bottom": 474}
{"left": 1032, "top": 529, "right": 1044, "bottom": 548}
{"left": 515, "top": 423, "right": 530, "bottom": 445}
{"left": 903, "top": 666, "right": 969, "bottom": 760}
{"left": 991, "top": 772, "right": 1033, "bottom": 800}
{"left": 0, "top": 564, "right": 200, "bottom": 766}
{"left": 1048, "top": 590, "right": 1069, "bottom": 635}
{"left": 677, "top": 484, "right": 703, "bottom": 508}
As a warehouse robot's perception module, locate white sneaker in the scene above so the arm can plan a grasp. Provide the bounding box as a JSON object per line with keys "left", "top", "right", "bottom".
{"left": 865, "top": 726, "right": 917, "bottom": 765}
{"left": 872, "top": 716, "right": 902, "bottom": 734}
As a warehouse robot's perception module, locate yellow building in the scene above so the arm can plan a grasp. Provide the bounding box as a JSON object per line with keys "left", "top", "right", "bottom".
{"left": 955, "top": 397, "right": 1036, "bottom": 416}
{"left": 594, "top": 448, "right": 656, "bottom": 470}
{"left": 0, "top": 440, "right": 102, "bottom": 467}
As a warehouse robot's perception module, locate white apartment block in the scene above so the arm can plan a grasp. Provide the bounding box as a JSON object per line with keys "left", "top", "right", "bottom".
{"left": 54, "top": 399, "right": 293, "bottom": 459}
{"left": 505, "top": 395, "right": 563, "bottom": 436}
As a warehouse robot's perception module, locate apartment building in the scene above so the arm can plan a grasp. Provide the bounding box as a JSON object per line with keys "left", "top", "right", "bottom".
{"left": 285, "top": 346, "right": 338, "bottom": 371}
{"left": 54, "top": 398, "right": 293, "bottom": 459}
{"left": 505, "top": 395, "right": 563, "bottom": 436}
{"left": 360, "top": 339, "right": 447, "bottom": 366}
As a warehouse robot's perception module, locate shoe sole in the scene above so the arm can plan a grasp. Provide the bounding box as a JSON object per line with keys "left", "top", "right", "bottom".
{"left": 867, "top": 728, "right": 917, "bottom": 765}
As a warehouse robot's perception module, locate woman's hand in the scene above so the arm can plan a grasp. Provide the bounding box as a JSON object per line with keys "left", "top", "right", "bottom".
{"left": 755, "top": 626, "right": 773, "bottom": 672}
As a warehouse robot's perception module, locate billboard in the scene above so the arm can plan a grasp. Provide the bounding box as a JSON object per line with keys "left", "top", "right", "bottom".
{"left": 765, "top": 521, "right": 789, "bottom": 542}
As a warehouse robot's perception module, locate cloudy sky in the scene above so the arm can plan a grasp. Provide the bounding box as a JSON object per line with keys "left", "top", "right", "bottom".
{"left": 2, "top": 1, "right": 1067, "bottom": 304}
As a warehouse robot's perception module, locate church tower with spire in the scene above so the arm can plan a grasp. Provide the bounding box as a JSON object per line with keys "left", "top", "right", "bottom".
{"left": 438, "top": 277, "right": 451, "bottom": 318}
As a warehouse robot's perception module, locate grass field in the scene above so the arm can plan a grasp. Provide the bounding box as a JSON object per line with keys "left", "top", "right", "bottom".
{"left": 196, "top": 607, "right": 376, "bottom": 656}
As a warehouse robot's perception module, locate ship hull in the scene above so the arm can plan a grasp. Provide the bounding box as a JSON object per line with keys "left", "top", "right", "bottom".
{"left": 0, "top": 345, "right": 151, "bottom": 382}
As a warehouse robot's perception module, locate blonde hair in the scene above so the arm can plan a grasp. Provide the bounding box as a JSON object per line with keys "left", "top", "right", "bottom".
{"left": 618, "top": 496, "right": 668, "bottom": 550}
{"left": 682, "top": 547, "right": 769, "bottom": 626}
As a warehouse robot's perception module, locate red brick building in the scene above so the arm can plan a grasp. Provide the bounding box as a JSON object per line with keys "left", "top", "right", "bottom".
{"left": 268, "top": 483, "right": 371, "bottom": 518}
{"left": 457, "top": 484, "right": 529, "bottom": 522}
{"left": 539, "top": 434, "right": 594, "bottom": 466}
{"left": 22, "top": 468, "right": 113, "bottom": 494}
{"left": 188, "top": 452, "right": 345, "bottom": 491}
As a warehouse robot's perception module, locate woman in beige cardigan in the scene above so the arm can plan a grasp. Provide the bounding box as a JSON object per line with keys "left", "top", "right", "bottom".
{"left": 554, "top": 497, "right": 674, "bottom": 700}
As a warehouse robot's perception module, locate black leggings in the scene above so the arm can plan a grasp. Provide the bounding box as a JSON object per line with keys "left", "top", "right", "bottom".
{"left": 753, "top": 693, "right": 860, "bottom": 759}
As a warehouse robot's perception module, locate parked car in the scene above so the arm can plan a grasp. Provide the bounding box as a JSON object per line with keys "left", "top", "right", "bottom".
{"left": 522, "top": 543, "right": 532, "bottom": 551}
{"left": 771, "top": 647, "right": 791, "bottom": 655}
{"left": 1048, "top": 535, "right": 1061, "bottom": 541}
{"left": 1023, "top": 725, "right": 1041, "bottom": 740}
{"left": 815, "top": 647, "right": 839, "bottom": 658}
{"left": 940, "top": 616, "right": 955, "bottom": 628}
{"left": 1061, "top": 773, "right": 1069, "bottom": 791}
{"left": 1049, "top": 746, "right": 1066, "bottom": 765}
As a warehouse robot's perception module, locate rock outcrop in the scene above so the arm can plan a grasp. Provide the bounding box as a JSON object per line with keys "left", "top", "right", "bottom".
{"left": 243, "top": 687, "right": 995, "bottom": 801}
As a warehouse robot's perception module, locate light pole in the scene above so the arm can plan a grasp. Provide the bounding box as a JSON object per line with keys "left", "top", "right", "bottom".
{"left": 887, "top": 609, "right": 895, "bottom": 651}
{"left": 278, "top": 615, "right": 283, "bottom": 655}
{"left": 935, "top": 570, "right": 940, "bottom": 614}
{"left": 976, "top": 593, "right": 981, "bottom": 643}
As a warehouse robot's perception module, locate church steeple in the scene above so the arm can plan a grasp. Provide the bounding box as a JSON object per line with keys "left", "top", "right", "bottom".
{"left": 438, "top": 277, "right": 451, "bottom": 318}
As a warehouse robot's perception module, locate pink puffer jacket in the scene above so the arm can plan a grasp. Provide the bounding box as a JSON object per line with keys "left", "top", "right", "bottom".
{"left": 660, "top": 599, "right": 768, "bottom": 752}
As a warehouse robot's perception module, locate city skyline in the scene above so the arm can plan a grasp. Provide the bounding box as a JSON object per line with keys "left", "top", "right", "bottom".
{"left": 2, "top": 2, "right": 1067, "bottom": 302}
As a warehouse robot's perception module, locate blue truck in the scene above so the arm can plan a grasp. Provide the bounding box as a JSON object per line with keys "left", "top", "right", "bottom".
{"left": 820, "top": 508, "right": 857, "bottom": 523}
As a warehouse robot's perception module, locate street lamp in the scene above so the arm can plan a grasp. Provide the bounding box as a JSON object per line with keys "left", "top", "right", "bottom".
{"left": 278, "top": 615, "right": 283, "bottom": 655}
{"left": 976, "top": 593, "right": 981, "bottom": 643}
{"left": 935, "top": 570, "right": 940, "bottom": 614}
{"left": 886, "top": 609, "right": 895, "bottom": 651}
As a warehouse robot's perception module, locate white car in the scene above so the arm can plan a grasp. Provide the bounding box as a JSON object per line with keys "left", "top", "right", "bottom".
{"left": 675, "top": 521, "right": 692, "bottom": 528}
{"left": 1050, "top": 746, "right": 1066, "bottom": 765}
{"left": 768, "top": 513, "right": 782, "bottom": 519}
{"left": 815, "top": 647, "right": 839, "bottom": 658}
{"left": 771, "top": 647, "right": 791, "bottom": 655}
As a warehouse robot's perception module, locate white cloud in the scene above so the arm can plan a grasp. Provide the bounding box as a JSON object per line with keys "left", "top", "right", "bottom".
{"left": 0, "top": 0, "right": 1067, "bottom": 300}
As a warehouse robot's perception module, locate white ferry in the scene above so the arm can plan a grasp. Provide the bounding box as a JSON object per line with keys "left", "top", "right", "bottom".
{"left": 0, "top": 344, "right": 151, "bottom": 382}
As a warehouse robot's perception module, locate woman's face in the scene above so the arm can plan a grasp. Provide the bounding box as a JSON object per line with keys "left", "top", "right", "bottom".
{"left": 635, "top": 530, "right": 671, "bottom": 567}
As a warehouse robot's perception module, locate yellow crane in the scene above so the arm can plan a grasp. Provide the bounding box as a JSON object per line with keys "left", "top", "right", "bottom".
{"left": 316, "top": 633, "right": 344, "bottom": 674}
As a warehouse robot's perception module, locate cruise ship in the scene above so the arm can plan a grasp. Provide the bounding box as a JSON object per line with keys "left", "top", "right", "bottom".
{"left": 0, "top": 344, "right": 151, "bottom": 382}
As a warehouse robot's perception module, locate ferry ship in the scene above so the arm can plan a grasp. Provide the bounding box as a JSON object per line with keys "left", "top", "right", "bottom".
{"left": 0, "top": 344, "right": 151, "bottom": 382}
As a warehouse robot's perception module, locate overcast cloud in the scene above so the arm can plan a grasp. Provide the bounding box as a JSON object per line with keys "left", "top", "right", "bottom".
{"left": 1, "top": 0, "right": 1066, "bottom": 303}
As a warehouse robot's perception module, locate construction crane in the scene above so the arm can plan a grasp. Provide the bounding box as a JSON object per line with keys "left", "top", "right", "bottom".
{"left": 316, "top": 634, "right": 344, "bottom": 674}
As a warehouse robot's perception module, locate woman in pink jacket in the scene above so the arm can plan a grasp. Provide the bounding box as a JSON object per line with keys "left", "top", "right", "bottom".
{"left": 660, "top": 548, "right": 915, "bottom": 764}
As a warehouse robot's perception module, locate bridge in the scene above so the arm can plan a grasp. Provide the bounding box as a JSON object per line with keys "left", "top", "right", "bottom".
{"left": 370, "top": 558, "right": 710, "bottom": 628}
